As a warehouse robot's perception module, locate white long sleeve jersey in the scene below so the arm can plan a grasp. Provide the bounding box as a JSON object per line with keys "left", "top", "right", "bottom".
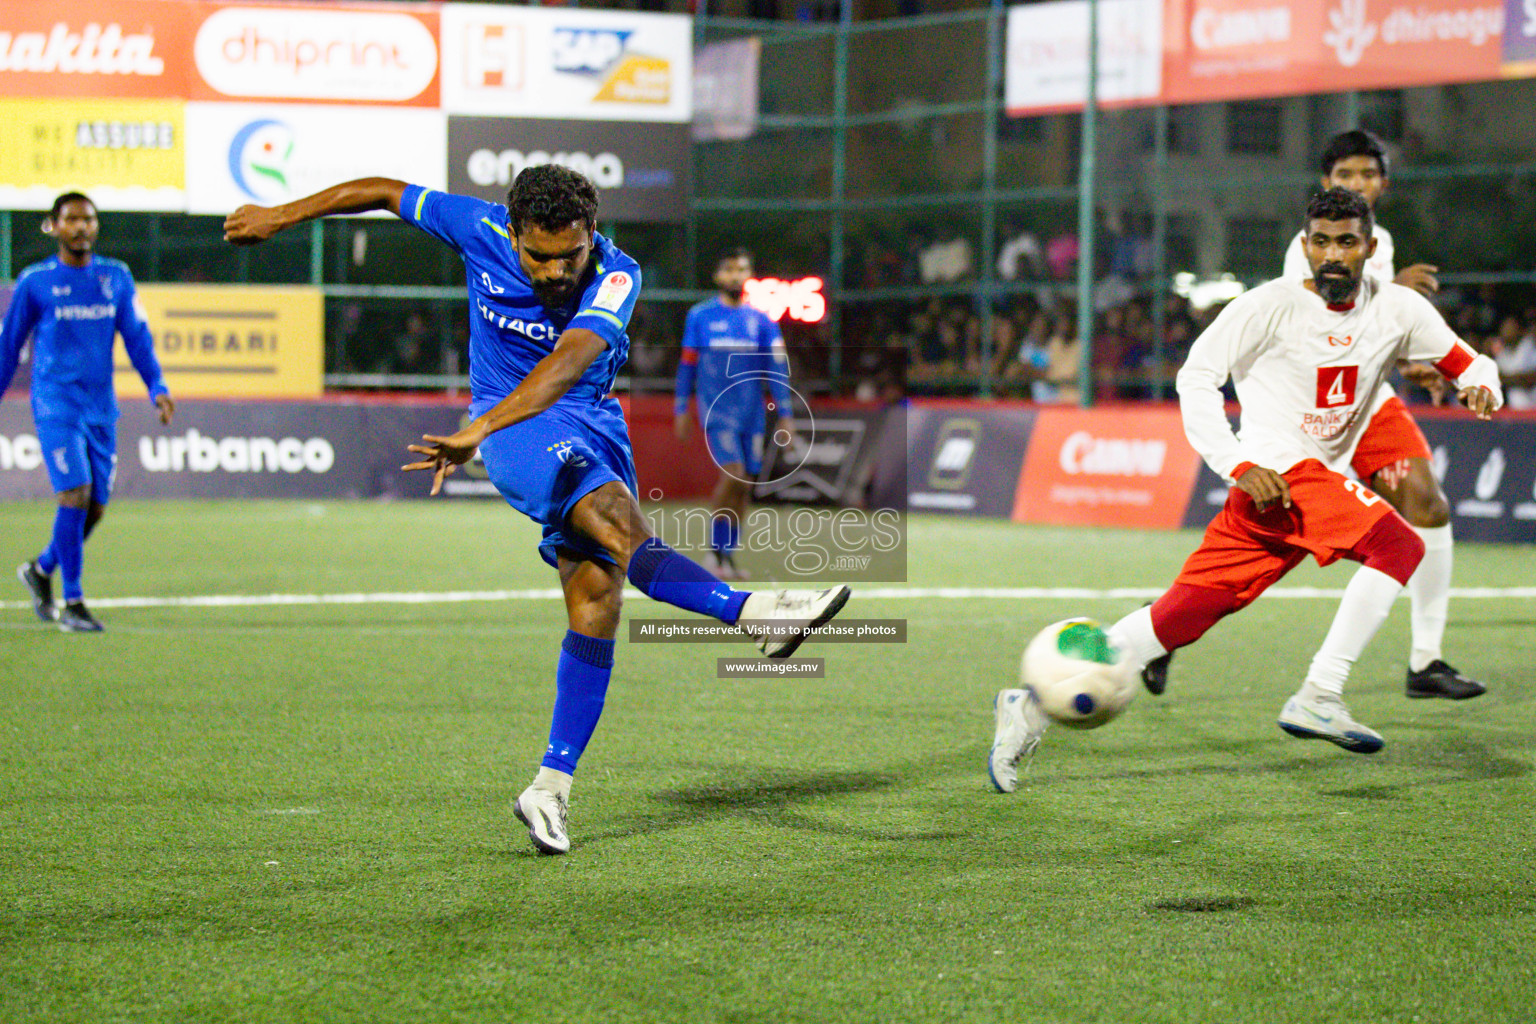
{"left": 1177, "top": 276, "right": 1503, "bottom": 483}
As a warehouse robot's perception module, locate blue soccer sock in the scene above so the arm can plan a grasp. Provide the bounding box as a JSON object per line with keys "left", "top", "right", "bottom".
{"left": 711, "top": 514, "right": 731, "bottom": 555}
{"left": 542, "top": 631, "right": 617, "bottom": 776}
{"left": 49, "top": 507, "right": 88, "bottom": 602}
{"left": 37, "top": 510, "right": 98, "bottom": 576}
{"left": 627, "top": 536, "right": 749, "bottom": 623}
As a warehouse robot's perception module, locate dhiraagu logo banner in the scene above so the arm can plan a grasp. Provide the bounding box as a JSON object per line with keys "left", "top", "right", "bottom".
{"left": 0, "top": 98, "right": 185, "bottom": 212}
{"left": 183, "top": 102, "right": 445, "bottom": 214}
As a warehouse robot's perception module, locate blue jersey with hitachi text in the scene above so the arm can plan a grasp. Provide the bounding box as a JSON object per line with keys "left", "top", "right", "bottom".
{"left": 399, "top": 185, "right": 639, "bottom": 414}
{"left": 675, "top": 296, "right": 790, "bottom": 428}
{"left": 0, "top": 256, "right": 167, "bottom": 424}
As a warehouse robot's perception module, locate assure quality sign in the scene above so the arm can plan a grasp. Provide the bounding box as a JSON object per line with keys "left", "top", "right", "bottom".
{"left": 113, "top": 285, "right": 323, "bottom": 398}
{"left": 0, "top": 98, "right": 184, "bottom": 211}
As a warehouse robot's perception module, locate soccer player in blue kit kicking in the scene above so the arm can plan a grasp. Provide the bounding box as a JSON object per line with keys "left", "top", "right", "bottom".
{"left": 3, "top": 193, "right": 175, "bottom": 632}
{"left": 674, "top": 248, "right": 796, "bottom": 579}
{"left": 223, "top": 166, "right": 850, "bottom": 855}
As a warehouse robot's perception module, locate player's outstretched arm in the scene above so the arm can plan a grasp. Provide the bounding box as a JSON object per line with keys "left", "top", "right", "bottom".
{"left": 403, "top": 328, "right": 609, "bottom": 496}
{"left": 223, "top": 178, "right": 408, "bottom": 245}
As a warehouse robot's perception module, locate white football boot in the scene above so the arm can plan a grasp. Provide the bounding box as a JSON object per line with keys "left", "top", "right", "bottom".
{"left": 513, "top": 784, "right": 571, "bottom": 855}
{"left": 1277, "top": 691, "right": 1385, "bottom": 754}
{"left": 988, "top": 688, "right": 1048, "bottom": 793}
{"left": 736, "top": 585, "right": 852, "bottom": 658}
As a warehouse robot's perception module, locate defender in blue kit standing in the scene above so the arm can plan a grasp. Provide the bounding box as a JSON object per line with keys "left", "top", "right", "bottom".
{"left": 2, "top": 193, "right": 176, "bottom": 632}
{"left": 674, "top": 248, "right": 796, "bottom": 580}
{"left": 224, "top": 166, "right": 850, "bottom": 856}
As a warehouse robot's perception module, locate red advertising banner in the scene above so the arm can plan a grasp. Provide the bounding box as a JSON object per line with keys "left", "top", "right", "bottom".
{"left": 189, "top": 2, "right": 441, "bottom": 107}
{"left": 0, "top": 0, "right": 193, "bottom": 99}
{"left": 1008, "top": 0, "right": 1527, "bottom": 115}
{"left": 1162, "top": 0, "right": 1507, "bottom": 104}
{"left": 1012, "top": 405, "right": 1203, "bottom": 529}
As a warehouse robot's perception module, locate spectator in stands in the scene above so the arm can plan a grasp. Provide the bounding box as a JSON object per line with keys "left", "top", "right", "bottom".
{"left": 1491, "top": 313, "right": 1536, "bottom": 410}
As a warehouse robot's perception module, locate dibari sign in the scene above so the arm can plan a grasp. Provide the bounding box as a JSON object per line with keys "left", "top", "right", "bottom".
{"left": 113, "top": 285, "right": 323, "bottom": 398}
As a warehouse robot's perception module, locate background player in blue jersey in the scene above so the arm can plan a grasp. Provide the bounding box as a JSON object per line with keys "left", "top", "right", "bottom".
{"left": 674, "top": 249, "right": 797, "bottom": 580}
{"left": 224, "top": 167, "right": 850, "bottom": 856}
{"left": 2, "top": 193, "right": 175, "bottom": 632}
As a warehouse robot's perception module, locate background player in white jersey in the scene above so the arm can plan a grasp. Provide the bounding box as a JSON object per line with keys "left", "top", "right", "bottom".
{"left": 1267, "top": 129, "right": 1484, "bottom": 700}
{"left": 674, "top": 248, "right": 795, "bottom": 580}
{"left": 990, "top": 189, "right": 1500, "bottom": 780}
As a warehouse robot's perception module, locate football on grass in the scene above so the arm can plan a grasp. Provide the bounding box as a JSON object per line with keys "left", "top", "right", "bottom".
{"left": 1020, "top": 617, "right": 1136, "bottom": 729}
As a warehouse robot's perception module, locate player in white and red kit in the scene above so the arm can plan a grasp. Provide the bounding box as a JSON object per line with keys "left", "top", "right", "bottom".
{"left": 1272, "top": 131, "right": 1479, "bottom": 700}
{"left": 988, "top": 189, "right": 1500, "bottom": 782}
{"left": 1108, "top": 188, "right": 1500, "bottom": 754}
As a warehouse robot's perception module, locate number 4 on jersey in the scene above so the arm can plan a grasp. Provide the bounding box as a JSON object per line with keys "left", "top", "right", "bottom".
{"left": 1316, "top": 365, "right": 1358, "bottom": 408}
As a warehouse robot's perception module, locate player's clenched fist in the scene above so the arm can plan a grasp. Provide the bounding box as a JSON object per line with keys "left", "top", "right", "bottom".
{"left": 1236, "top": 466, "right": 1292, "bottom": 511}
{"left": 223, "top": 205, "right": 288, "bottom": 244}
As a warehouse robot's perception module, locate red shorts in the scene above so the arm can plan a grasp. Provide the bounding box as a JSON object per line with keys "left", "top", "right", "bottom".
{"left": 1350, "top": 395, "right": 1432, "bottom": 482}
{"left": 1175, "top": 460, "right": 1400, "bottom": 608}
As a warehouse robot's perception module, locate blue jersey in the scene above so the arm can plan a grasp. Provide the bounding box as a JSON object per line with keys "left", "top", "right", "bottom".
{"left": 0, "top": 256, "right": 167, "bottom": 424}
{"left": 399, "top": 185, "right": 639, "bottom": 413}
{"left": 675, "top": 297, "right": 790, "bottom": 428}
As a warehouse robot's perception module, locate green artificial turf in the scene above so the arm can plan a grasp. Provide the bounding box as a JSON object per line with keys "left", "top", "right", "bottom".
{"left": 1, "top": 501, "right": 1532, "bottom": 1023}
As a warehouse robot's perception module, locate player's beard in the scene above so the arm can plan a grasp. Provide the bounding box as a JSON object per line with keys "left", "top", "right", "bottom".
{"left": 532, "top": 277, "right": 577, "bottom": 309}
{"left": 1314, "top": 263, "right": 1358, "bottom": 305}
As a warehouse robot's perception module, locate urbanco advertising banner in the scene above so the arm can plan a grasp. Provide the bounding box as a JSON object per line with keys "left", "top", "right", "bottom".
{"left": 0, "top": 0, "right": 192, "bottom": 100}
{"left": 447, "top": 116, "right": 689, "bottom": 224}
{"left": 1013, "top": 405, "right": 1203, "bottom": 529}
{"left": 184, "top": 103, "right": 446, "bottom": 215}
{"left": 112, "top": 285, "right": 323, "bottom": 399}
{"left": 440, "top": 4, "right": 691, "bottom": 123}
{"left": 0, "top": 98, "right": 184, "bottom": 213}
{"left": 1161, "top": 0, "right": 1509, "bottom": 105}
{"left": 904, "top": 403, "right": 1037, "bottom": 517}
{"left": 1005, "top": 0, "right": 1164, "bottom": 115}
{"left": 189, "top": 2, "right": 440, "bottom": 107}
{"left": 0, "top": 400, "right": 371, "bottom": 501}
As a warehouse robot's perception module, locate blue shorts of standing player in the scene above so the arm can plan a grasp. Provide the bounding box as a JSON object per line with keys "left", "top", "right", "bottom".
{"left": 1, "top": 192, "right": 175, "bottom": 633}
{"left": 223, "top": 167, "right": 850, "bottom": 857}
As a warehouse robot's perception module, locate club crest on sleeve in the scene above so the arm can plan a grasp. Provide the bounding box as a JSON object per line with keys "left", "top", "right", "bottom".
{"left": 593, "top": 271, "right": 633, "bottom": 313}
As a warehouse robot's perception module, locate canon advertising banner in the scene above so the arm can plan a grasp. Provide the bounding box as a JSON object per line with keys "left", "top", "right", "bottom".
{"left": 448, "top": 115, "right": 690, "bottom": 223}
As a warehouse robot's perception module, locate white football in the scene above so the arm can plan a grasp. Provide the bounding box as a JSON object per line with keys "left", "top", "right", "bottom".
{"left": 1020, "top": 617, "right": 1136, "bottom": 729}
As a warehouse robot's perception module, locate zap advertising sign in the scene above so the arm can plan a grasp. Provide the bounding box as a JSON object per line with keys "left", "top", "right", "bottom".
{"left": 440, "top": 4, "right": 691, "bottom": 123}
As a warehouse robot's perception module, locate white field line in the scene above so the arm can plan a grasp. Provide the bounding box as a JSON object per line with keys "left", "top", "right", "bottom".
{"left": 3, "top": 585, "right": 1536, "bottom": 612}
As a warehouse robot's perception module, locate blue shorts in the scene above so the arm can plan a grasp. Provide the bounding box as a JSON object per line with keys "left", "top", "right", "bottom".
{"left": 36, "top": 418, "right": 117, "bottom": 505}
{"left": 475, "top": 397, "right": 638, "bottom": 568}
{"left": 704, "top": 422, "right": 765, "bottom": 476}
